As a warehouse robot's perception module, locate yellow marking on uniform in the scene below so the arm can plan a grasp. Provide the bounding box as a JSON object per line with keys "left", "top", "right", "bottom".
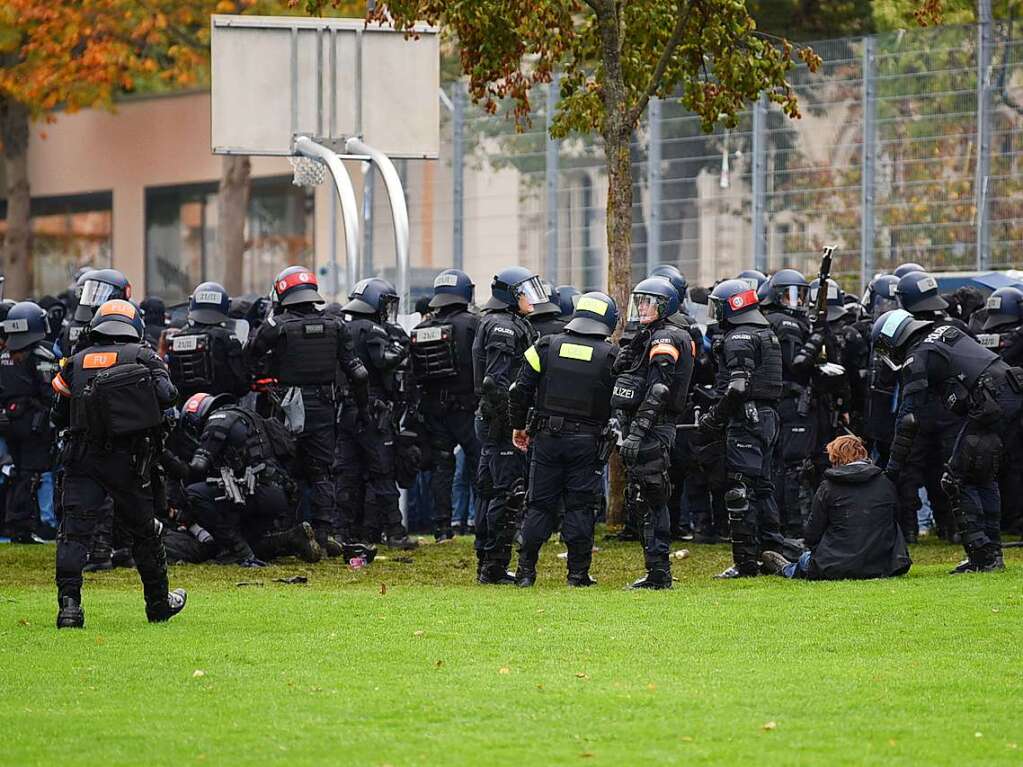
{"left": 649, "top": 343, "right": 679, "bottom": 361}
{"left": 524, "top": 345, "right": 541, "bottom": 372}
{"left": 559, "top": 343, "right": 593, "bottom": 362}
{"left": 575, "top": 296, "right": 608, "bottom": 315}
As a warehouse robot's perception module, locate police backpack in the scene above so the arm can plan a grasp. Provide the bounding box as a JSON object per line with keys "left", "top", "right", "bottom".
{"left": 75, "top": 362, "right": 163, "bottom": 440}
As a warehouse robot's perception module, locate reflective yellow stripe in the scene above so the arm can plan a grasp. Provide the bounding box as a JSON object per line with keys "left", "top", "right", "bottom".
{"left": 524, "top": 345, "right": 541, "bottom": 372}
{"left": 559, "top": 342, "right": 593, "bottom": 362}
{"left": 575, "top": 296, "right": 608, "bottom": 315}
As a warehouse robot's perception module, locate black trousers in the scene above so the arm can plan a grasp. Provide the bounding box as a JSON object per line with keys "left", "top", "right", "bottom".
{"left": 623, "top": 425, "right": 675, "bottom": 572}
{"left": 725, "top": 405, "right": 783, "bottom": 570}
{"left": 295, "top": 396, "right": 339, "bottom": 536}
{"left": 775, "top": 395, "right": 817, "bottom": 537}
{"left": 336, "top": 404, "right": 404, "bottom": 542}
{"left": 475, "top": 417, "right": 527, "bottom": 574}
{"left": 56, "top": 445, "right": 168, "bottom": 609}
{"left": 518, "top": 430, "right": 602, "bottom": 575}
{"left": 1, "top": 417, "right": 52, "bottom": 536}
{"left": 186, "top": 481, "right": 290, "bottom": 562}
{"left": 423, "top": 405, "right": 480, "bottom": 536}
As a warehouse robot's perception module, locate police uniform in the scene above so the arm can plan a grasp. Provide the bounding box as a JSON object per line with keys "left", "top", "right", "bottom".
{"left": 50, "top": 302, "right": 183, "bottom": 626}
{"left": 473, "top": 306, "right": 535, "bottom": 582}
{"left": 246, "top": 281, "right": 367, "bottom": 550}
{"left": 337, "top": 310, "right": 411, "bottom": 545}
{"left": 168, "top": 323, "right": 248, "bottom": 401}
{"left": 509, "top": 297, "right": 617, "bottom": 585}
{"left": 410, "top": 303, "right": 480, "bottom": 540}
{"left": 0, "top": 343, "right": 58, "bottom": 539}
{"left": 180, "top": 402, "right": 318, "bottom": 565}
{"left": 981, "top": 306, "right": 1023, "bottom": 534}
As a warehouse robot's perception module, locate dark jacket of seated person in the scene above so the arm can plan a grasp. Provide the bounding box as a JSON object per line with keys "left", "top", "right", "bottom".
{"left": 803, "top": 444, "right": 912, "bottom": 580}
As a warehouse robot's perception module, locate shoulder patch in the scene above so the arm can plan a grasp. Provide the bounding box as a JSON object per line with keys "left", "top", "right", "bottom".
{"left": 559, "top": 343, "right": 594, "bottom": 362}
{"left": 82, "top": 352, "right": 118, "bottom": 369}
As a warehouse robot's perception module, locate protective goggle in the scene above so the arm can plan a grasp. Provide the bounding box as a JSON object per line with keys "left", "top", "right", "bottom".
{"left": 79, "top": 280, "right": 119, "bottom": 308}
{"left": 628, "top": 293, "right": 667, "bottom": 324}
{"left": 514, "top": 276, "right": 548, "bottom": 306}
{"left": 775, "top": 285, "right": 809, "bottom": 310}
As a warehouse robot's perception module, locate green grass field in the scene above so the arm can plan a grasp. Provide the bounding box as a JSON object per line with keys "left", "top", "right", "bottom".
{"left": 1, "top": 535, "right": 1021, "bottom": 766}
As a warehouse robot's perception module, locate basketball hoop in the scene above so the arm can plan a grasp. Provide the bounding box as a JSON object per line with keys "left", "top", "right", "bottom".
{"left": 289, "top": 155, "right": 327, "bottom": 187}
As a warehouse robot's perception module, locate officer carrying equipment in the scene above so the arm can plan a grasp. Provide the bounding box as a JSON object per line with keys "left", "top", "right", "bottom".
{"left": 509, "top": 292, "right": 619, "bottom": 587}
{"left": 246, "top": 265, "right": 368, "bottom": 558}
{"left": 167, "top": 281, "right": 249, "bottom": 402}
{"left": 56, "top": 268, "right": 132, "bottom": 360}
{"left": 614, "top": 277, "right": 694, "bottom": 589}
{"left": 411, "top": 268, "right": 481, "bottom": 541}
{"left": 472, "top": 266, "right": 541, "bottom": 584}
{"left": 701, "top": 279, "right": 785, "bottom": 578}
{"left": 50, "top": 299, "right": 185, "bottom": 629}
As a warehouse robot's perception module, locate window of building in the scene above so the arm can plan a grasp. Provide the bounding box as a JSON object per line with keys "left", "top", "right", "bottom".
{"left": 145, "top": 177, "right": 314, "bottom": 305}
{"left": 0, "top": 192, "right": 113, "bottom": 299}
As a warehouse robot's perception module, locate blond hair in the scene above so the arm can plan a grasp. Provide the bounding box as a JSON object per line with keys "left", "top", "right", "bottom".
{"left": 826, "top": 435, "right": 868, "bottom": 466}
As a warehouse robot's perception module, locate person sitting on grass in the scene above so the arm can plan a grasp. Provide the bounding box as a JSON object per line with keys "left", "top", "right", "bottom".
{"left": 762, "top": 435, "right": 911, "bottom": 580}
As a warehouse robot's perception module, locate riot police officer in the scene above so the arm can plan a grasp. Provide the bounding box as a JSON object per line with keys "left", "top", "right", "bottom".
{"left": 509, "top": 292, "right": 618, "bottom": 587}
{"left": 410, "top": 269, "right": 481, "bottom": 542}
{"left": 760, "top": 269, "right": 820, "bottom": 537}
{"left": 174, "top": 392, "right": 322, "bottom": 566}
{"left": 0, "top": 302, "right": 59, "bottom": 543}
{"left": 55, "top": 268, "right": 132, "bottom": 360}
{"left": 862, "top": 275, "right": 901, "bottom": 464}
{"left": 893, "top": 262, "right": 926, "bottom": 278}
{"left": 528, "top": 283, "right": 568, "bottom": 338}
{"left": 246, "top": 265, "right": 368, "bottom": 557}
{"left": 336, "top": 278, "right": 417, "bottom": 550}
{"left": 167, "top": 282, "right": 249, "bottom": 402}
{"left": 874, "top": 309, "right": 1023, "bottom": 572}
{"left": 473, "top": 266, "right": 543, "bottom": 584}
{"left": 699, "top": 279, "right": 784, "bottom": 578}
{"left": 613, "top": 278, "right": 694, "bottom": 588}
{"left": 50, "top": 299, "right": 185, "bottom": 628}
{"left": 554, "top": 285, "right": 581, "bottom": 320}
{"left": 980, "top": 286, "right": 1023, "bottom": 535}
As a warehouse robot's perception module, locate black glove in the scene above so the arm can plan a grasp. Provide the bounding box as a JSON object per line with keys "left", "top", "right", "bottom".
{"left": 698, "top": 408, "right": 725, "bottom": 434}
{"left": 940, "top": 469, "right": 961, "bottom": 500}
{"left": 620, "top": 431, "right": 643, "bottom": 465}
{"left": 188, "top": 449, "right": 212, "bottom": 479}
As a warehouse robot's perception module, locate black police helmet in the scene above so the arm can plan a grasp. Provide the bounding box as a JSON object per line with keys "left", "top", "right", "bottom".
{"left": 2, "top": 301, "right": 49, "bottom": 352}
{"left": 565, "top": 292, "right": 619, "bottom": 337}
{"left": 181, "top": 392, "right": 236, "bottom": 436}
{"left": 809, "top": 278, "right": 848, "bottom": 322}
{"left": 485, "top": 266, "right": 547, "bottom": 311}
{"left": 273, "top": 266, "right": 323, "bottom": 307}
{"left": 75, "top": 268, "right": 131, "bottom": 322}
{"left": 709, "top": 279, "right": 769, "bottom": 326}
{"left": 737, "top": 269, "right": 768, "bottom": 291}
{"left": 895, "top": 271, "right": 948, "bottom": 314}
{"left": 188, "top": 282, "right": 231, "bottom": 324}
{"left": 982, "top": 287, "right": 1023, "bottom": 331}
{"left": 629, "top": 277, "right": 680, "bottom": 325}
{"left": 343, "top": 277, "right": 400, "bottom": 322}
{"left": 429, "top": 268, "right": 474, "bottom": 309}
{"left": 554, "top": 285, "right": 581, "bottom": 318}
{"left": 649, "top": 265, "right": 688, "bottom": 302}
{"left": 894, "top": 262, "right": 926, "bottom": 278}
{"left": 765, "top": 269, "right": 810, "bottom": 314}
{"left": 871, "top": 308, "right": 933, "bottom": 367}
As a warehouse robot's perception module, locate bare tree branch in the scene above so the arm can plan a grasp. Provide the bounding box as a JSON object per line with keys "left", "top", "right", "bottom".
{"left": 626, "top": 0, "right": 691, "bottom": 127}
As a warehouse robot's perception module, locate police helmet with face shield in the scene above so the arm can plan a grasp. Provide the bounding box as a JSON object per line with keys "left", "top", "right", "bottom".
{"left": 649, "top": 265, "right": 688, "bottom": 304}
{"left": 864, "top": 274, "right": 900, "bottom": 319}
{"left": 809, "top": 278, "right": 848, "bottom": 322}
{"left": 485, "top": 266, "right": 547, "bottom": 312}
{"left": 74, "top": 269, "right": 131, "bottom": 322}
{"left": 871, "top": 308, "right": 933, "bottom": 369}
{"left": 181, "top": 392, "right": 236, "bottom": 437}
{"left": 629, "top": 277, "right": 679, "bottom": 326}
{"left": 189, "top": 281, "right": 231, "bottom": 324}
{"left": 2, "top": 301, "right": 49, "bottom": 352}
{"left": 429, "top": 268, "right": 474, "bottom": 309}
{"left": 737, "top": 269, "right": 768, "bottom": 292}
{"left": 554, "top": 285, "right": 581, "bottom": 319}
{"left": 565, "top": 292, "right": 618, "bottom": 337}
{"left": 982, "top": 286, "right": 1023, "bottom": 331}
{"left": 895, "top": 271, "right": 948, "bottom": 314}
{"left": 343, "top": 277, "right": 400, "bottom": 323}
{"left": 89, "top": 299, "right": 145, "bottom": 341}
{"left": 765, "top": 269, "right": 810, "bottom": 315}
{"left": 894, "top": 262, "right": 926, "bottom": 279}
{"left": 708, "top": 279, "right": 769, "bottom": 326}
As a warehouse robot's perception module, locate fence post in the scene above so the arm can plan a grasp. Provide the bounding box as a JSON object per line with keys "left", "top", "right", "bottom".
{"left": 545, "top": 72, "right": 560, "bottom": 282}
{"left": 751, "top": 93, "right": 768, "bottom": 272}
{"left": 647, "top": 97, "right": 662, "bottom": 273}
{"left": 861, "top": 35, "right": 877, "bottom": 293}
{"left": 976, "top": 1, "right": 993, "bottom": 270}
{"left": 452, "top": 81, "right": 465, "bottom": 272}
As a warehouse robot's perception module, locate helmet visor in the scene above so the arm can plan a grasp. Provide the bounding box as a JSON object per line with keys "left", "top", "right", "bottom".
{"left": 381, "top": 295, "right": 399, "bottom": 324}
{"left": 79, "top": 280, "right": 116, "bottom": 308}
{"left": 776, "top": 285, "right": 809, "bottom": 311}
{"left": 628, "top": 293, "right": 667, "bottom": 325}
{"left": 872, "top": 296, "right": 899, "bottom": 318}
{"left": 514, "top": 276, "right": 548, "bottom": 307}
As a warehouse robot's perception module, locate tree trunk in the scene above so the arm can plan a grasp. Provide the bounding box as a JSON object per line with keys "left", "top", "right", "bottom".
{"left": 218, "top": 154, "right": 251, "bottom": 295}
{"left": 604, "top": 130, "right": 634, "bottom": 525}
{"left": 1, "top": 97, "right": 33, "bottom": 299}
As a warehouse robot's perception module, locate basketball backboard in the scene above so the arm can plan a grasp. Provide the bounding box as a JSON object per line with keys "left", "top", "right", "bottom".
{"left": 210, "top": 15, "right": 439, "bottom": 158}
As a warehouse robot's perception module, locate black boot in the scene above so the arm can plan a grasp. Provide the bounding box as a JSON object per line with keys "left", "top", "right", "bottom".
{"left": 342, "top": 541, "right": 378, "bottom": 565}
{"left": 315, "top": 529, "right": 344, "bottom": 558}
{"left": 514, "top": 567, "right": 536, "bottom": 588}
{"left": 263, "top": 523, "right": 321, "bottom": 563}
{"left": 478, "top": 565, "right": 516, "bottom": 585}
{"left": 567, "top": 571, "right": 596, "bottom": 587}
{"left": 146, "top": 588, "right": 187, "bottom": 623}
{"left": 56, "top": 596, "right": 85, "bottom": 629}
{"left": 83, "top": 552, "right": 114, "bottom": 572}
{"left": 386, "top": 535, "right": 419, "bottom": 551}
{"left": 111, "top": 548, "right": 135, "bottom": 569}
{"left": 629, "top": 568, "right": 672, "bottom": 590}
{"left": 715, "top": 564, "right": 758, "bottom": 579}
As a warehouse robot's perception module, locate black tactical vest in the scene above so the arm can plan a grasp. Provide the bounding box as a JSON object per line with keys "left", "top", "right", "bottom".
{"left": 168, "top": 326, "right": 215, "bottom": 390}
{"left": 472, "top": 310, "right": 533, "bottom": 391}
{"left": 272, "top": 313, "right": 341, "bottom": 386}
{"left": 766, "top": 311, "right": 811, "bottom": 384}
{"left": 411, "top": 308, "right": 476, "bottom": 396}
{"left": 537, "top": 334, "right": 614, "bottom": 424}
{"left": 204, "top": 406, "right": 276, "bottom": 472}
{"left": 919, "top": 325, "right": 999, "bottom": 391}
{"left": 69, "top": 343, "right": 162, "bottom": 437}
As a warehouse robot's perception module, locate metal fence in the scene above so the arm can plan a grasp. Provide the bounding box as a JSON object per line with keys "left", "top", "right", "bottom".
{"left": 369, "top": 20, "right": 1023, "bottom": 298}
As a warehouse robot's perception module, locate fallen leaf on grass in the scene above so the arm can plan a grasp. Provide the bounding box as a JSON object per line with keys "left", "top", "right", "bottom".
{"left": 95, "top": 635, "right": 105, "bottom": 646}
{"left": 576, "top": 672, "right": 589, "bottom": 679}
{"left": 975, "top": 732, "right": 983, "bottom": 738}
{"left": 413, "top": 630, "right": 425, "bottom": 637}
{"left": 192, "top": 670, "right": 206, "bottom": 678}
{"left": 647, "top": 683, "right": 657, "bottom": 691}
{"left": 236, "top": 581, "right": 264, "bottom": 588}
{"left": 762, "top": 721, "right": 777, "bottom": 731}
{"left": 17, "top": 618, "right": 29, "bottom": 626}
{"left": 673, "top": 549, "right": 690, "bottom": 559}
{"left": 579, "top": 752, "right": 594, "bottom": 758}
{"left": 434, "top": 660, "right": 444, "bottom": 668}
{"left": 393, "top": 556, "right": 414, "bottom": 564}
{"left": 380, "top": 583, "right": 387, "bottom": 596}
{"left": 499, "top": 667, "right": 511, "bottom": 674}
{"left": 681, "top": 736, "right": 693, "bottom": 743}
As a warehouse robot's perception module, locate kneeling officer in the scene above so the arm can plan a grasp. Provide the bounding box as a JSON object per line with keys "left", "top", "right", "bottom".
{"left": 509, "top": 292, "right": 618, "bottom": 587}
{"left": 51, "top": 299, "right": 185, "bottom": 628}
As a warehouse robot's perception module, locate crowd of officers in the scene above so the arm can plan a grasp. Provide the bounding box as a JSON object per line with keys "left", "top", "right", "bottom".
{"left": 0, "top": 256, "right": 1020, "bottom": 628}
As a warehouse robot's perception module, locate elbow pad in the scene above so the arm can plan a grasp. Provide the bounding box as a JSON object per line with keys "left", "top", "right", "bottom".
{"left": 188, "top": 449, "right": 213, "bottom": 479}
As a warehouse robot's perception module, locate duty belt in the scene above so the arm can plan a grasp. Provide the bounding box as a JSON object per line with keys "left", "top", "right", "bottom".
{"left": 534, "top": 415, "right": 604, "bottom": 435}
